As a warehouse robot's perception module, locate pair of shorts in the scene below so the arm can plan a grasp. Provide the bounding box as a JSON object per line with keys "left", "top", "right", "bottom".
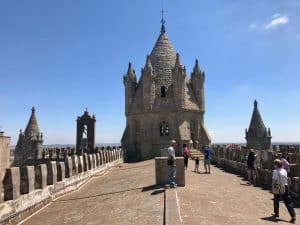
{"left": 204, "top": 159, "right": 210, "bottom": 165}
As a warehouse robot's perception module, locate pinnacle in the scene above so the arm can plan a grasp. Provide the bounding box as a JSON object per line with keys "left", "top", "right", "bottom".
{"left": 24, "top": 107, "right": 40, "bottom": 139}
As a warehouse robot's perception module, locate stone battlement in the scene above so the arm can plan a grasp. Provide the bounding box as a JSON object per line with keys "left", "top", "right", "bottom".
{"left": 210, "top": 144, "right": 300, "bottom": 201}
{"left": 0, "top": 148, "right": 123, "bottom": 225}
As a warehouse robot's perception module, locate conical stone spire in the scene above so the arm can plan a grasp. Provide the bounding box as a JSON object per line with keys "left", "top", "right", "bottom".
{"left": 248, "top": 100, "right": 267, "bottom": 136}
{"left": 246, "top": 100, "right": 271, "bottom": 150}
{"left": 24, "top": 107, "right": 40, "bottom": 139}
{"left": 150, "top": 25, "right": 176, "bottom": 77}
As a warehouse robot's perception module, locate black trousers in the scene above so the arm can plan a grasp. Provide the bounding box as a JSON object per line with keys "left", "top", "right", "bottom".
{"left": 273, "top": 185, "right": 296, "bottom": 218}
{"left": 184, "top": 157, "right": 188, "bottom": 168}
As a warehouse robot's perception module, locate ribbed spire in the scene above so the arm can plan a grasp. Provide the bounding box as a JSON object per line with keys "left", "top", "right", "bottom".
{"left": 24, "top": 107, "right": 40, "bottom": 139}
{"left": 150, "top": 26, "right": 176, "bottom": 77}
{"left": 247, "top": 100, "right": 267, "bottom": 137}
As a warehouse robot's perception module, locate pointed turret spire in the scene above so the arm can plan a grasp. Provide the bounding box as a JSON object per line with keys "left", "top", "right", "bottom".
{"left": 193, "top": 59, "right": 201, "bottom": 75}
{"left": 246, "top": 100, "right": 272, "bottom": 150}
{"left": 144, "top": 55, "right": 153, "bottom": 71}
{"left": 254, "top": 99, "right": 258, "bottom": 109}
{"left": 124, "top": 62, "right": 136, "bottom": 82}
{"left": 248, "top": 100, "right": 266, "bottom": 133}
{"left": 24, "top": 107, "right": 40, "bottom": 139}
{"left": 174, "top": 53, "right": 182, "bottom": 68}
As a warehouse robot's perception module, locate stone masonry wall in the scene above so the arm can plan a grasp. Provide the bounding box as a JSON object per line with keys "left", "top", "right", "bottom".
{"left": 0, "top": 148, "right": 123, "bottom": 225}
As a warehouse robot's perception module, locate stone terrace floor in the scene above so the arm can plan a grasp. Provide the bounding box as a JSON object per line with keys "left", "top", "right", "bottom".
{"left": 19, "top": 160, "right": 299, "bottom": 225}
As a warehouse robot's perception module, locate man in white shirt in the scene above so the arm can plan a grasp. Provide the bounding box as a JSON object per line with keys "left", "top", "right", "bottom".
{"left": 272, "top": 159, "right": 296, "bottom": 223}
{"left": 167, "top": 140, "right": 177, "bottom": 188}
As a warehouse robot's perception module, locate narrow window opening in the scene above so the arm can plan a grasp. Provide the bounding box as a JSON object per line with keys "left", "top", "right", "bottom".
{"left": 161, "top": 86, "right": 166, "bottom": 98}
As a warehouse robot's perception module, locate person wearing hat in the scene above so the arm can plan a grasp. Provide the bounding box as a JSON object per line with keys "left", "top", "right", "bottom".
{"left": 167, "top": 140, "right": 177, "bottom": 188}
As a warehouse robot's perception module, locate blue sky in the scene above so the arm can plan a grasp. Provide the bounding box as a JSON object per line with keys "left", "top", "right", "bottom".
{"left": 0, "top": 0, "right": 299, "bottom": 145}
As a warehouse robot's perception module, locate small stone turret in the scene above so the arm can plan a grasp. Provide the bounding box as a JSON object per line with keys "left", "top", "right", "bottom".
{"left": 245, "top": 100, "right": 272, "bottom": 150}
{"left": 141, "top": 55, "right": 154, "bottom": 111}
{"left": 13, "top": 107, "right": 44, "bottom": 166}
{"left": 191, "top": 59, "right": 205, "bottom": 112}
{"left": 123, "top": 62, "right": 137, "bottom": 115}
{"left": 172, "top": 53, "right": 186, "bottom": 108}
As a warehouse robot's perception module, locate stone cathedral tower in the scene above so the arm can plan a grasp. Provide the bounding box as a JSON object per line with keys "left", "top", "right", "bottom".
{"left": 121, "top": 22, "right": 211, "bottom": 162}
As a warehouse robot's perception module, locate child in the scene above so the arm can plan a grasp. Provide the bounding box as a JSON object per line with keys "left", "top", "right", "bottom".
{"left": 195, "top": 156, "right": 200, "bottom": 173}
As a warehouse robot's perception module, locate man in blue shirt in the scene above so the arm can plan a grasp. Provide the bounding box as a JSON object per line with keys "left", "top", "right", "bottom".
{"left": 204, "top": 145, "right": 211, "bottom": 174}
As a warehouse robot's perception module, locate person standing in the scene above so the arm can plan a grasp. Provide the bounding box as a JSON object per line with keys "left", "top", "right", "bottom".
{"left": 272, "top": 159, "right": 296, "bottom": 223}
{"left": 167, "top": 140, "right": 177, "bottom": 188}
{"left": 247, "top": 149, "right": 257, "bottom": 185}
{"left": 183, "top": 144, "right": 190, "bottom": 170}
{"left": 204, "top": 145, "right": 211, "bottom": 174}
{"left": 194, "top": 156, "right": 200, "bottom": 173}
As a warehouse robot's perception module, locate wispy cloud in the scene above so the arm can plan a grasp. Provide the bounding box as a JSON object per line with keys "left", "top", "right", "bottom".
{"left": 296, "top": 34, "right": 300, "bottom": 39}
{"left": 248, "top": 23, "right": 257, "bottom": 30}
{"left": 265, "top": 14, "right": 289, "bottom": 30}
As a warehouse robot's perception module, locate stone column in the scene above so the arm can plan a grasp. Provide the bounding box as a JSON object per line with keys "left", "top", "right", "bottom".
{"left": 78, "top": 155, "right": 84, "bottom": 173}
{"left": 47, "top": 161, "right": 57, "bottom": 185}
{"left": 65, "top": 157, "right": 73, "bottom": 178}
{"left": 57, "top": 162, "right": 65, "bottom": 181}
{"left": 2, "top": 167, "right": 20, "bottom": 201}
{"left": 95, "top": 153, "right": 100, "bottom": 167}
{"left": 35, "top": 164, "right": 47, "bottom": 189}
{"left": 20, "top": 166, "right": 35, "bottom": 194}
{"left": 71, "top": 155, "right": 79, "bottom": 175}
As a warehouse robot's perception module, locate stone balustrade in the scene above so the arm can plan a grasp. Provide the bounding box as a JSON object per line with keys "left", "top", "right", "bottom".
{"left": 0, "top": 148, "right": 123, "bottom": 225}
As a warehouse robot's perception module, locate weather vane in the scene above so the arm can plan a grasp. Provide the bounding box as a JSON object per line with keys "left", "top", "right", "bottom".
{"left": 160, "top": 0, "right": 166, "bottom": 32}
{"left": 161, "top": 0, "right": 166, "bottom": 25}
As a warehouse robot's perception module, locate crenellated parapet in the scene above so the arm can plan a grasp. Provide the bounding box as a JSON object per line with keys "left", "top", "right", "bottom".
{"left": 210, "top": 144, "right": 300, "bottom": 202}
{"left": 0, "top": 147, "right": 124, "bottom": 224}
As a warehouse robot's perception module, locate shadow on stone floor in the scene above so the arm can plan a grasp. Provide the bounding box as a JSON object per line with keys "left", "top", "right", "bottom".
{"left": 141, "top": 184, "right": 165, "bottom": 195}
{"left": 54, "top": 184, "right": 164, "bottom": 203}
{"left": 260, "top": 215, "right": 289, "bottom": 223}
{"left": 111, "top": 162, "right": 153, "bottom": 171}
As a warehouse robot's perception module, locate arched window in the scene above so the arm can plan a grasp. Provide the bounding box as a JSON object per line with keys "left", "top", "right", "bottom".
{"left": 159, "top": 121, "right": 169, "bottom": 136}
{"left": 161, "top": 86, "right": 166, "bottom": 98}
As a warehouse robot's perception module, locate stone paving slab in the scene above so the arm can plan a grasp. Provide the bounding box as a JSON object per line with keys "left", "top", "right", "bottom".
{"left": 173, "top": 161, "right": 299, "bottom": 225}
{"left": 19, "top": 160, "right": 164, "bottom": 225}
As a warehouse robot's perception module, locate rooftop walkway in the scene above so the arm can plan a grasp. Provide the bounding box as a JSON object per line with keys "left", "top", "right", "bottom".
{"left": 19, "top": 160, "right": 298, "bottom": 225}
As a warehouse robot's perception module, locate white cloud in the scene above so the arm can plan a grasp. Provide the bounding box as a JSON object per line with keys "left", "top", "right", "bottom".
{"left": 296, "top": 34, "right": 300, "bottom": 39}
{"left": 248, "top": 23, "right": 257, "bottom": 30}
{"left": 265, "top": 14, "right": 289, "bottom": 30}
